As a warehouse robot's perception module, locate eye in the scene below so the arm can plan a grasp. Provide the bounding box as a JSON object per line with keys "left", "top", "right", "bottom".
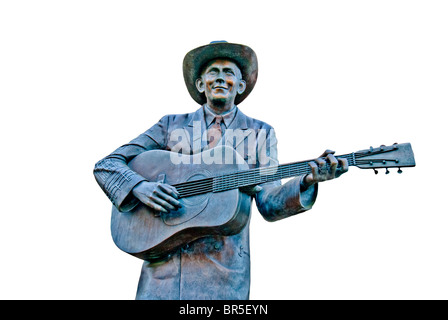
{"left": 207, "top": 68, "right": 219, "bottom": 75}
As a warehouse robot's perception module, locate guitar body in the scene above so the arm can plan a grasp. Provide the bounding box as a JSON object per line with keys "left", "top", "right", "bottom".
{"left": 110, "top": 145, "right": 251, "bottom": 262}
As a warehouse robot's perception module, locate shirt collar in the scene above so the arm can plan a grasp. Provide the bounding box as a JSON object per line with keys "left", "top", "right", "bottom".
{"left": 203, "top": 104, "right": 238, "bottom": 128}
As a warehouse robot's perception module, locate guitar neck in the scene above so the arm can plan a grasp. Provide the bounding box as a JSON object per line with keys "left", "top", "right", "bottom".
{"left": 213, "top": 153, "right": 355, "bottom": 192}
{"left": 172, "top": 142, "right": 415, "bottom": 198}
{"left": 174, "top": 153, "right": 355, "bottom": 198}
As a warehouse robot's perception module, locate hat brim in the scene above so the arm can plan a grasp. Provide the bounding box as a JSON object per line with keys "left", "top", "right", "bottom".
{"left": 183, "top": 42, "right": 258, "bottom": 105}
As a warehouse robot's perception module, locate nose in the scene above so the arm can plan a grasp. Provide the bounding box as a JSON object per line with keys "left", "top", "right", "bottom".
{"left": 215, "top": 70, "right": 225, "bottom": 83}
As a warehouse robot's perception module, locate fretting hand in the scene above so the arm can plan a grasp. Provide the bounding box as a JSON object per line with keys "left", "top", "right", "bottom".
{"left": 301, "top": 150, "right": 349, "bottom": 190}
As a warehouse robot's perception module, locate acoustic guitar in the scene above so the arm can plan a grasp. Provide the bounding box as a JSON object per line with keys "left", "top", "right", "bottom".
{"left": 111, "top": 143, "right": 415, "bottom": 262}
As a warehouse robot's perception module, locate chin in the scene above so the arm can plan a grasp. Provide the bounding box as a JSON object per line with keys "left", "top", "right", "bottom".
{"left": 210, "top": 98, "right": 228, "bottom": 107}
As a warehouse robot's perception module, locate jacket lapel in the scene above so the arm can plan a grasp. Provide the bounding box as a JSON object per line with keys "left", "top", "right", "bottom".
{"left": 184, "top": 107, "right": 206, "bottom": 154}
{"left": 223, "top": 108, "right": 253, "bottom": 149}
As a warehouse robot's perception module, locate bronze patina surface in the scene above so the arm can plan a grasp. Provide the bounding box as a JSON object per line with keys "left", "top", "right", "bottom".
{"left": 93, "top": 41, "right": 349, "bottom": 299}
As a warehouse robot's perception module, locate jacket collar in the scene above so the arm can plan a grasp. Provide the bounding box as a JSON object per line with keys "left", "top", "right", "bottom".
{"left": 186, "top": 105, "right": 249, "bottom": 130}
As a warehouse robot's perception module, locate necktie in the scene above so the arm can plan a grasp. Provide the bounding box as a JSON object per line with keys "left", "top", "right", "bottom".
{"left": 207, "top": 116, "right": 223, "bottom": 148}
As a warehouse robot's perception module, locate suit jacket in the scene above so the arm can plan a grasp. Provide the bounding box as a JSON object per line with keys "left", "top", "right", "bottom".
{"left": 94, "top": 106, "right": 318, "bottom": 300}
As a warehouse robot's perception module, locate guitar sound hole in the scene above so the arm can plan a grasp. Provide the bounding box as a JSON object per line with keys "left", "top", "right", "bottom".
{"left": 161, "top": 171, "right": 211, "bottom": 226}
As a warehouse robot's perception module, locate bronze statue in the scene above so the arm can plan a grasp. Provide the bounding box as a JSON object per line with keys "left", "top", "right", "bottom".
{"left": 94, "top": 41, "right": 350, "bottom": 299}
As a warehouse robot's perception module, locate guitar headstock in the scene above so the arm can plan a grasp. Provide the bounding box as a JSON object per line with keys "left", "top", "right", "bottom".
{"left": 354, "top": 143, "right": 416, "bottom": 174}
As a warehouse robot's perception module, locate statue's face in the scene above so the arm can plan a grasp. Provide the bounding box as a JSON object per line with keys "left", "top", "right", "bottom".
{"left": 196, "top": 59, "right": 246, "bottom": 106}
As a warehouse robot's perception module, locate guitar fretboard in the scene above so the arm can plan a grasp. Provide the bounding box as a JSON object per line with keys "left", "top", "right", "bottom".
{"left": 173, "top": 153, "right": 355, "bottom": 198}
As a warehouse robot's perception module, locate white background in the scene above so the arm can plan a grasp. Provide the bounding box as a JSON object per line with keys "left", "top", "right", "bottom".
{"left": 1, "top": 0, "right": 447, "bottom": 300}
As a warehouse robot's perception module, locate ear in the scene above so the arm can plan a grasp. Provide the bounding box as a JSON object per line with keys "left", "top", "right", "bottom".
{"left": 195, "top": 78, "right": 205, "bottom": 93}
{"left": 237, "top": 79, "right": 246, "bottom": 95}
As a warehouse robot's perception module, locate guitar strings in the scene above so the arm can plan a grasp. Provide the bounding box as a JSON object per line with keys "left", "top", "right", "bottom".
{"left": 177, "top": 165, "right": 309, "bottom": 198}
{"left": 175, "top": 153, "right": 357, "bottom": 198}
{"left": 177, "top": 154, "right": 356, "bottom": 197}
{"left": 175, "top": 153, "right": 354, "bottom": 192}
{"left": 175, "top": 161, "right": 306, "bottom": 193}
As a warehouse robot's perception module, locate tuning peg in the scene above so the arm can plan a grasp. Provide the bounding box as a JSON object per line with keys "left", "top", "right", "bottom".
{"left": 385, "top": 168, "right": 390, "bottom": 174}
{"left": 373, "top": 168, "right": 378, "bottom": 174}
{"left": 397, "top": 167, "right": 403, "bottom": 174}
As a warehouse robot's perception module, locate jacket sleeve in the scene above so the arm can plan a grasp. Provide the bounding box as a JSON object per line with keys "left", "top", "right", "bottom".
{"left": 254, "top": 127, "right": 318, "bottom": 222}
{"left": 93, "top": 116, "right": 169, "bottom": 212}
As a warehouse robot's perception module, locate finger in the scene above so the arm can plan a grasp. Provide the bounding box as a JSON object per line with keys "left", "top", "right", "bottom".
{"left": 149, "top": 203, "right": 169, "bottom": 213}
{"left": 315, "top": 157, "right": 326, "bottom": 166}
{"left": 320, "top": 149, "right": 335, "bottom": 158}
{"left": 139, "top": 196, "right": 168, "bottom": 213}
{"left": 327, "top": 154, "right": 338, "bottom": 176}
{"left": 155, "top": 188, "right": 182, "bottom": 208}
{"left": 338, "top": 158, "right": 349, "bottom": 173}
{"left": 159, "top": 184, "right": 180, "bottom": 199}
{"left": 308, "top": 161, "right": 318, "bottom": 181}
{"left": 149, "top": 195, "right": 176, "bottom": 211}
{"left": 315, "top": 157, "right": 326, "bottom": 171}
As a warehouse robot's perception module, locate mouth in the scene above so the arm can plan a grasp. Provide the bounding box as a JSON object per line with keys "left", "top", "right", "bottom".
{"left": 213, "top": 86, "right": 228, "bottom": 90}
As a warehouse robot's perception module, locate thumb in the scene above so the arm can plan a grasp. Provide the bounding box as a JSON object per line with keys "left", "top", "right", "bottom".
{"left": 240, "top": 185, "right": 263, "bottom": 196}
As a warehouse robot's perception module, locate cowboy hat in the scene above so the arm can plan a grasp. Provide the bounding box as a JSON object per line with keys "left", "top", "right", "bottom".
{"left": 183, "top": 41, "right": 258, "bottom": 105}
